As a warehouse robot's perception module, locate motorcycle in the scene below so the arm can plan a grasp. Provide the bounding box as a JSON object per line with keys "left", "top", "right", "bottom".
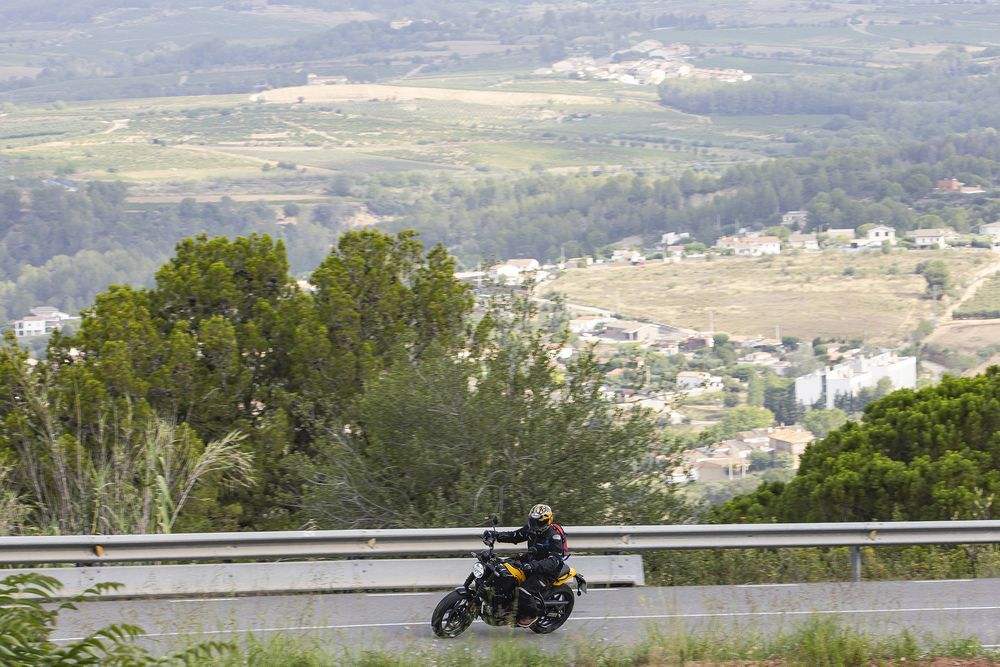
{"left": 430, "top": 524, "right": 587, "bottom": 638}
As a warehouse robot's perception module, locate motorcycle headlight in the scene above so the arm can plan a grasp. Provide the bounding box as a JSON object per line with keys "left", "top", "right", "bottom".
{"left": 472, "top": 562, "right": 486, "bottom": 578}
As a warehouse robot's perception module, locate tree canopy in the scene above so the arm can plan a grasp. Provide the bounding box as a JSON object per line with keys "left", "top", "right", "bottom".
{"left": 711, "top": 369, "right": 1000, "bottom": 523}
{"left": 0, "top": 230, "right": 686, "bottom": 534}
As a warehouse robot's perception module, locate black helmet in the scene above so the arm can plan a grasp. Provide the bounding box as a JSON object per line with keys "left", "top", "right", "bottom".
{"left": 527, "top": 503, "right": 553, "bottom": 533}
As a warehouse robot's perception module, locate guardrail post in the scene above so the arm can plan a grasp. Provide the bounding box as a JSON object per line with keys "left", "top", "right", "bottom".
{"left": 850, "top": 546, "right": 861, "bottom": 582}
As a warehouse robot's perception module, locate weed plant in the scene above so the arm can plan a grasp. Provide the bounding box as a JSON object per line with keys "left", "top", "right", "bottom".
{"left": 196, "top": 616, "right": 997, "bottom": 667}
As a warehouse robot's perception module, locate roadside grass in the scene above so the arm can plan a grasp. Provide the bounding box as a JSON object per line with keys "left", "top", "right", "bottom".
{"left": 548, "top": 249, "right": 992, "bottom": 345}
{"left": 196, "top": 617, "right": 998, "bottom": 666}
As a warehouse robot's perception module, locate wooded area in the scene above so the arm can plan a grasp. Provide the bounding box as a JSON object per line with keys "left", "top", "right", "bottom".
{"left": 0, "top": 230, "right": 685, "bottom": 534}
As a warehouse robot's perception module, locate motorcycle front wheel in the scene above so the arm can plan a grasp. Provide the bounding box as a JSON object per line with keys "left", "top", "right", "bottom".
{"left": 431, "top": 591, "right": 476, "bottom": 638}
{"left": 530, "top": 585, "right": 575, "bottom": 634}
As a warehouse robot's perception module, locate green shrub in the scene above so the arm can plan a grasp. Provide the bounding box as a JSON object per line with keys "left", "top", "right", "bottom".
{"left": 0, "top": 572, "right": 231, "bottom": 666}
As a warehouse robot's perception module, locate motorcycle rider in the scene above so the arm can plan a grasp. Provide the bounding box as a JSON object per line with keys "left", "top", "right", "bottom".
{"left": 483, "top": 503, "right": 569, "bottom": 626}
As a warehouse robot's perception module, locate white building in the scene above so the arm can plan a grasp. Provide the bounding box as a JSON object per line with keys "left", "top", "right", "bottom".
{"left": 611, "top": 249, "right": 644, "bottom": 264}
{"left": 910, "top": 228, "right": 953, "bottom": 249}
{"left": 603, "top": 320, "right": 659, "bottom": 342}
{"left": 11, "top": 307, "right": 79, "bottom": 338}
{"left": 660, "top": 231, "right": 690, "bottom": 246}
{"left": 788, "top": 232, "right": 820, "bottom": 251}
{"left": 568, "top": 316, "right": 610, "bottom": 334}
{"left": 979, "top": 222, "right": 1000, "bottom": 238}
{"left": 781, "top": 211, "right": 809, "bottom": 228}
{"left": 715, "top": 235, "right": 781, "bottom": 256}
{"left": 867, "top": 225, "right": 897, "bottom": 246}
{"left": 795, "top": 352, "right": 917, "bottom": 409}
{"left": 676, "top": 370, "right": 723, "bottom": 391}
{"left": 488, "top": 258, "right": 540, "bottom": 285}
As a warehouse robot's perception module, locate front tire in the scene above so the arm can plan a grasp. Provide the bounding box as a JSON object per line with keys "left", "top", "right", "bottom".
{"left": 530, "top": 585, "right": 575, "bottom": 634}
{"left": 431, "top": 591, "right": 476, "bottom": 638}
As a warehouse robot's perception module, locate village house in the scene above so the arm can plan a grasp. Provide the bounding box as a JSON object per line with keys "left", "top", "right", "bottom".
{"left": 568, "top": 316, "right": 610, "bottom": 334}
{"left": 781, "top": 210, "right": 809, "bottom": 228}
{"left": 682, "top": 333, "right": 715, "bottom": 351}
{"left": 488, "top": 258, "right": 540, "bottom": 285}
{"left": 660, "top": 231, "right": 690, "bottom": 246}
{"left": 603, "top": 320, "right": 659, "bottom": 343}
{"left": 936, "top": 178, "right": 986, "bottom": 194}
{"left": 788, "top": 232, "right": 820, "bottom": 251}
{"left": 769, "top": 426, "right": 816, "bottom": 469}
{"left": 11, "top": 306, "right": 79, "bottom": 338}
{"left": 867, "top": 225, "right": 896, "bottom": 246}
{"left": 611, "top": 249, "right": 644, "bottom": 264}
{"left": 561, "top": 256, "right": 593, "bottom": 269}
{"left": 715, "top": 235, "right": 781, "bottom": 256}
{"left": 655, "top": 340, "right": 681, "bottom": 356}
{"left": 824, "top": 228, "right": 855, "bottom": 243}
{"left": 454, "top": 270, "right": 487, "bottom": 284}
{"left": 909, "top": 228, "right": 953, "bottom": 249}
{"left": 676, "top": 370, "right": 723, "bottom": 392}
{"left": 306, "top": 73, "right": 349, "bottom": 85}
{"left": 979, "top": 222, "right": 1000, "bottom": 239}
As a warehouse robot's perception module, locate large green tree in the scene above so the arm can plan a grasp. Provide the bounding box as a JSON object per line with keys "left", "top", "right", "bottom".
{"left": 29, "top": 230, "right": 473, "bottom": 531}
{"left": 300, "top": 229, "right": 472, "bottom": 422}
{"left": 712, "top": 369, "right": 1000, "bottom": 523}
{"left": 303, "top": 297, "right": 685, "bottom": 529}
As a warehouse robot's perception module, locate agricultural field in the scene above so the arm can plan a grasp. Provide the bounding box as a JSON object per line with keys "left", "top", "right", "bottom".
{"left": 955, "top": 272, "right": 1000, "bottom": 320}
{"left": 2, "top": 0, "right": 998, "bottom": 195}
{"left": 548, "top": 249, "right": 997, "bottom": 345}
{"left": 0, "top": 78, "right": 780, "bottom": 189}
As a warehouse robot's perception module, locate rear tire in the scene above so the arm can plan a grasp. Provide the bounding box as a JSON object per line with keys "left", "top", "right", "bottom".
{"left": 530, "top": 585, "right": 575, "bottom": 634}
{"left": 431, "top": 591, "right": 476, "bottom": 638}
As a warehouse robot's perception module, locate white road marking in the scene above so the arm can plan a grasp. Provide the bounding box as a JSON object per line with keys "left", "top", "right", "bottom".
{"left": 170, "top": 598, "right": 235, "bottom": 603}
{"left": 569, "top": 605, "right": 1000, "bottom": 621}
{"left": 50, "top": 604, "right": 1000, "bottom": 642}
{"left": 913, "top": 579, "right": 974, "bottom": 583}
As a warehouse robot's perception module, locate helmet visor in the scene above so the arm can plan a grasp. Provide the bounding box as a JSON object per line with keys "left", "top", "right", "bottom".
{"left": 528, "top": 513, "right": 547, "bottom": 532}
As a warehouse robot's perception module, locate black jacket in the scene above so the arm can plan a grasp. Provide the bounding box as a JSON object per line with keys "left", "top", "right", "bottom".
{"left": 495, "top": 524, "right": 568, "bottom": 576}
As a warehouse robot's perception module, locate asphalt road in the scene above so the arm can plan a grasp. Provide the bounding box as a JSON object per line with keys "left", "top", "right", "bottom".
{"left": 52, "top": 579, "right": 1000, "bottom": 655}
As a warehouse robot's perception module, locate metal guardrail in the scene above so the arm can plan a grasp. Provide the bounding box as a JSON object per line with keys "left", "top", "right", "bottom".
{"left": 2, "top": 521, "right": 997, "bottom": 565}
{"left": 20, "top": 555, "right": 645, "bottom": 599}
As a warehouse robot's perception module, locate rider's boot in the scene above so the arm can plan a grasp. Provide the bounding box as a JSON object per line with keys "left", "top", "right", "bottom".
{"left": 515, "top": 587, "right": 544, "bottom": 627}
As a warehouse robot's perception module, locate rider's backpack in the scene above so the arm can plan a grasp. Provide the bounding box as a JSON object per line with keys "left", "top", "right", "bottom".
{"left": 552, "top": 523, "right": 570, "bottom": 560}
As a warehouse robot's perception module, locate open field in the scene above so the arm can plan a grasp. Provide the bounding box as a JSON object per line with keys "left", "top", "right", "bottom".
{"left": 0, "top": 76, "right": 785, "bottom": 185}
{"left": 955, "top": 273, "right": 1000, "bottom": 319}
{"left": 2, "top": 0, "right": 999, "bottom": 191}
{"left": 257, "top": 83, "right": 614, "bottom": 107}
{"left": 925, "top": 320, "right": 1000, "bottom": 359}
{"left": 548, "top": 249, "right": 998, "bottom": 345}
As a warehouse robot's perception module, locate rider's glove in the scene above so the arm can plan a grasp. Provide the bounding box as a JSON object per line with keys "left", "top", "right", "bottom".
{"left": 521, "top": 561, "right": 535, "bottom": 575}
{"left": 482, "top": 530, "right": 495, "bottom": 546}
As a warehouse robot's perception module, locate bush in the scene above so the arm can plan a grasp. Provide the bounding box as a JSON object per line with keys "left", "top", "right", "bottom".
{"left": 0, "top": 572, "right": 231, "bottom": 666}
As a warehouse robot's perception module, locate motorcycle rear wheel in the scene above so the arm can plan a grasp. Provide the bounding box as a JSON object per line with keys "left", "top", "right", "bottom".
{"left": 530, "top": 585, "right": 575, "bottom": 634}
{"left": 431, "top": 591, "right": 476, "bottom": 638}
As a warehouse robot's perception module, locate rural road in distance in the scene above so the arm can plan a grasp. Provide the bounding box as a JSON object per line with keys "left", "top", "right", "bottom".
{"left": 52, "top": 579, "right": 1000, "bottom": 655}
